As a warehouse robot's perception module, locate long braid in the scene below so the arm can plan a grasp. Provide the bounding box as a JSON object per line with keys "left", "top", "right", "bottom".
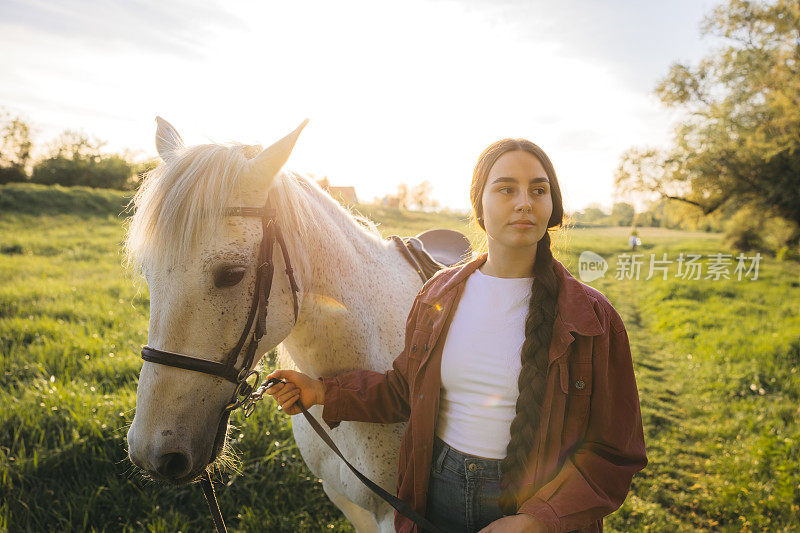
{"left": 467, "top": 137, "right": 565, "bottom": 515}
{"left": 497, "top": 231, "right": 559, "bottom": 514}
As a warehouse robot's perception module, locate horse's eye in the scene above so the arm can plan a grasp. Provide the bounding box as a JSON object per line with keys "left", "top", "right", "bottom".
{"left": 214, "top": 266, "right": 246, "bottom": 288}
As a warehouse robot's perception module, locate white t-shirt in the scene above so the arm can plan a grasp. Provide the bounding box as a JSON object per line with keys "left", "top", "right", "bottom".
{"left": 435, "top": 266, "right": 533, "bottom": 459}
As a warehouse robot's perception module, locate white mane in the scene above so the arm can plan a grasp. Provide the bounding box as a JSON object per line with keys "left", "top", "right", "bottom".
{"left": 123, "top": 142, "right": 383, "bottom": 288}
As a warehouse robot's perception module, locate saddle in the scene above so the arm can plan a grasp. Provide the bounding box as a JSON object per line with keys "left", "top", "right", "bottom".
{"left": 389, "top": 228, "right": 473, "bottom": 282}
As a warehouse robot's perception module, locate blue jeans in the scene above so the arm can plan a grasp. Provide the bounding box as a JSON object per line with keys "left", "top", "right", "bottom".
{"left": 425, "top": 435, "right": 507, "bottom": 532}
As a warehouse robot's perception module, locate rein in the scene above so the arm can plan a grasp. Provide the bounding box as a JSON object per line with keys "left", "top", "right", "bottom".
{"left": 139, "top": 199, "right": 444, "bottom": 533}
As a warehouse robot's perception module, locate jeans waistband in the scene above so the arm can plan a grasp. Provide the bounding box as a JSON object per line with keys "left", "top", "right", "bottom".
{"left": 432, "top": 435, "right": 503, "bottom": 479}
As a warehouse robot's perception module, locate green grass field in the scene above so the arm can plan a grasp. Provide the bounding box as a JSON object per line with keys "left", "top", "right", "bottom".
{"left": 1, "top": 183, "right": 799, "bottom": 531}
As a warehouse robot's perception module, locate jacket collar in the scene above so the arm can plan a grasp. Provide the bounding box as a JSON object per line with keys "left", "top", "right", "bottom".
{"left": 420, "top": 251, "right": 603, "bottom": 337}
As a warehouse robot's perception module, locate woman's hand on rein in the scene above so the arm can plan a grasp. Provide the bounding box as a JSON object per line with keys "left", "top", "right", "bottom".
{"left": 263, "top": 369, "right": 326, "bottom": 416}
{"left": 477, "top": 513, "right": 548, "bottom": 533}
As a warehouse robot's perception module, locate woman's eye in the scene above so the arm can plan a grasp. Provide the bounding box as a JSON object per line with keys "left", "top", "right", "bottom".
{"left": 533, "top": 187, "right": 546, "bottom": 195}
{"left": 499, "top": 187, "right": 513, "bottom": 194}
{"left": 214, "top": 266, "right": 246, "bottom": 288}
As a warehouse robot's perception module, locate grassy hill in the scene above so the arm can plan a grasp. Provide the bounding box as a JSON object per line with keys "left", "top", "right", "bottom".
{"left": 1, "top": 183, "right": 799, "bottom": 531}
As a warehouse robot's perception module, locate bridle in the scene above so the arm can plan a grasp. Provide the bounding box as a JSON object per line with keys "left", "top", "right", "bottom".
{"left": 137, "top": 196, "right": 444, "bottom": 533}
{"left": 140, "top": 196, "right": 300, "bottom": 462}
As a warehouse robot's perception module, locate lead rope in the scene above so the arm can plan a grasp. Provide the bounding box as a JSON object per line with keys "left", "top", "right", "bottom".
{"left": 294, "top": 398, "right": 444, "bottom": 533}
{"left": 202, "top": 378, "right": 445, "bottom": 533}
{"left": 201, "top": 471, "right": 227, "bottom": 533}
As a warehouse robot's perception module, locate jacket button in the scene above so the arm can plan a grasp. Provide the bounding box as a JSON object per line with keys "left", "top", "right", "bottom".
{"left": 468, "top": 464, "right": 477, "bottom": 471}
{"left": 412, "top": 344, "right": 417, "bottom": 352}
{"left": 574, "top": 379, "right": 586, "bottom": 390}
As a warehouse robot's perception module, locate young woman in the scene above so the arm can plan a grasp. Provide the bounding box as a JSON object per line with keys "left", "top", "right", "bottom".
{"left": 264, "top": 139, "right": 648, "bottom": 533}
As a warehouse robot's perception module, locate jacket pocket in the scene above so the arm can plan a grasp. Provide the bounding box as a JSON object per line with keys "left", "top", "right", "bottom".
{"left": 408, "top": 326, "right": 432, "bottom": 360}
{"left": 561, "top": 360, "right": 593, "bottom": 446}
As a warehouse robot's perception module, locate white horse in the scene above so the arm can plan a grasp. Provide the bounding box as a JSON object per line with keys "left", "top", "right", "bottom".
{"left": 125, "top": 117, "right": 429, "bottom": 531}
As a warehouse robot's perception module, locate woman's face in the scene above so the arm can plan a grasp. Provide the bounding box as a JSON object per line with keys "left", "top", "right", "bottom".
{"left": 480, "top": 150, "right": 553, "bottom": 252}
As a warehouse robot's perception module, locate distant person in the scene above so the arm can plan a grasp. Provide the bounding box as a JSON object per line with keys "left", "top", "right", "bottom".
{"left": 629, "top": 228, "right": 641, "bottom": 251}
{"left": 264, "top": 138, "right": 648, "bottom": 532}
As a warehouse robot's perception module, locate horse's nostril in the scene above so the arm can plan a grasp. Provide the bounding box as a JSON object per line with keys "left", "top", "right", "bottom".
{"left": 155, "top": 451, "right": 191, "bottom": 478}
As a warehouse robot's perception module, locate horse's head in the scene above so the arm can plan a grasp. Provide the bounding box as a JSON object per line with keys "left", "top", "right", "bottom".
{"left": 126, "top": 117, "right": 308, "bottom": 483}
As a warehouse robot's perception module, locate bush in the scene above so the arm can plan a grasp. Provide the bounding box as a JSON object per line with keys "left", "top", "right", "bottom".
{"left": 724, "top": 224, "right": 765, "bottom": 252}
{"left": 0, "top": 164, "right": 26, "bottom": 185}
{"left": 776, "top": 245, "right": 800, "bottom": 262}
{"left": 723, "top": 208, "right": 768, "bottom": 252}
{"left": 31, "top": 153, "right": 134, "bottom": 190}
{"left": 30, "top": 131, "right": 136, "bottom": 190}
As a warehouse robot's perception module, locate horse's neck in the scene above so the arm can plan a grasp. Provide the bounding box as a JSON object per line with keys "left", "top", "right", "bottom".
{"left": 281, "top": 199, "right": 423, "bottom": 378}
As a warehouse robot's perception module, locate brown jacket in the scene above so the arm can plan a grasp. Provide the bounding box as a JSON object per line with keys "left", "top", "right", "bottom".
{"left": 319, "top": 252, "right": 647, "bottom": 532}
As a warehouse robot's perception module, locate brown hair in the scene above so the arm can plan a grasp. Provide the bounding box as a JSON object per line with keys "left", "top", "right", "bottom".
{"left": 468, "top": 139, "right": 564, "bottom": 514}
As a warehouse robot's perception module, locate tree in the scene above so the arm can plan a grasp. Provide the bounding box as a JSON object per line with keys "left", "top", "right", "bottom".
{"left": 616, "top": 0, "right": 800, "bottom": 245}
{"left": 395, "top": 182, "right": 411, "bottom": 211}
{"left": 0, "top": 112, "right": 32, "bottom": 184}
{"left": 610, "top": 202, "right": 636, "bottom": 226}
{"left": 571, "top": 204, "right": 609, "bottom": 225}
{"left": 410, "top": 180, "right": 439, "bottom": 211}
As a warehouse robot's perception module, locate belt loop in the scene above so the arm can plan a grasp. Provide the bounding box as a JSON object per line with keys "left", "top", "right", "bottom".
{"left": 434, "top": 438, "right": 449, "bottom": 474}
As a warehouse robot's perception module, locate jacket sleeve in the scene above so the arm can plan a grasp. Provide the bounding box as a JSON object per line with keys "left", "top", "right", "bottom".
{"left": 317, "top": 292, "right": 424, "bottom": 430}
{"left": 517, "top": 304, "right": 648, "bottom": 532}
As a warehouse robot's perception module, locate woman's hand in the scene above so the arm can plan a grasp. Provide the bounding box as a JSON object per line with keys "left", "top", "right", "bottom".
{"left": 476, "top": 514, "right": 548, "bottom": 532}
{"left": 263, "top": 369, "right": 326, "bottom": 416}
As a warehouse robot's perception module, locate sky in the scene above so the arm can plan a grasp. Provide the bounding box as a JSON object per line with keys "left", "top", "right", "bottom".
{"left": 0, "top": 0, "right": 720, "bottom": 213}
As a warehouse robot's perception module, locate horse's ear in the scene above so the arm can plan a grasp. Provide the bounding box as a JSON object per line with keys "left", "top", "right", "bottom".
{"left": 155, "top": 116, "right": 184, "bottom": 161}
{"left": 243, "top": 119, "right": 309, "bottom": 188}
